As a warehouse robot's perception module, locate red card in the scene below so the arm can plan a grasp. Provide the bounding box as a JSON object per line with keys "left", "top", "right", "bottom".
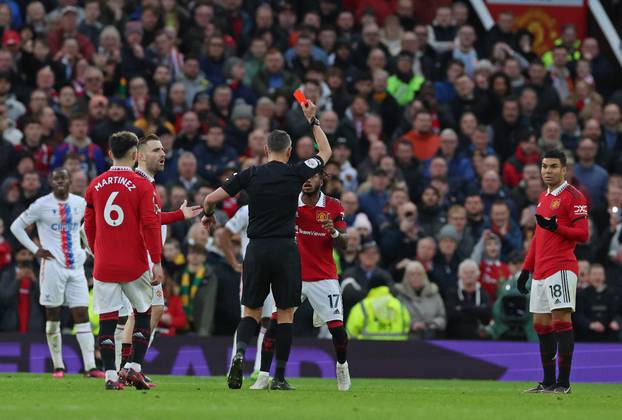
{"left": 293, "top": 89, "right": 308, "bottom": 106}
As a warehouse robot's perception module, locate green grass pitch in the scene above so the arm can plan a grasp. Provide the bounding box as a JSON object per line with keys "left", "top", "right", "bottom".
{"left": 1, "top": 374, "right": 620, "bottom": 420}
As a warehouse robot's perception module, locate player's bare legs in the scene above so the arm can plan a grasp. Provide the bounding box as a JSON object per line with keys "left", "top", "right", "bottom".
{"left": 150, "top": 305, "right": 164, "bottom": 344}
{"left": 70, "top": 306, "right": 104, "bottom": 378}
{"left": 228, "top": 306, "right": 262, "bottom": 389}
{"left": 45, "top": 307, "right": 65, "bottom": 377}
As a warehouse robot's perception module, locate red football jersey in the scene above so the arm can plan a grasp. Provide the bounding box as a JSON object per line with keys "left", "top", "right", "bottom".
{"left": 135, "top": 168, "right": 183, "bottom": 226}
{"left": 296, "top": 193, "right": 347, "bottom": 281}
{"left": 85, "top": 166, "right": 162, "bottom": 282}
{"left": 478, "top": 260, "right": 510, "bottom": 302}
{"left": 523, "top": 181, "right": 589, "bottom": 280}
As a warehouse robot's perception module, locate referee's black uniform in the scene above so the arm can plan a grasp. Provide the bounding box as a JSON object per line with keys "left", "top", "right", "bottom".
{"left": 222, "top": 155, "right": 325, "bottom": 309}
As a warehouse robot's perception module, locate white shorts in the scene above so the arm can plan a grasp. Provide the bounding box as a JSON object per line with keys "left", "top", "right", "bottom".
{"left": 301, "top": 280, "right": 343, "bottom": 324}
{"left": 147, "top": 254, "right": 164, "bottom": 306}
{"left": 93, "top": 271, "right": 154, "bottom": 315}
{"left": 530, "top": 270, "right": 577, "bottom": 313}
{"left": 39, "top": 259, "right": 89, "bottom": 308}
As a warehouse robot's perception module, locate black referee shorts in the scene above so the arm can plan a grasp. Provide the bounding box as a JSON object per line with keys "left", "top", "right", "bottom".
{"left": 242, "top": 238, "right": 301, "bottom": 310}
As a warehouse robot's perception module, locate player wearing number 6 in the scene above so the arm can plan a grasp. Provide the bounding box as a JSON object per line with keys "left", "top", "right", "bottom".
{"left": 84, "top": 131, "right": 163, "bottom": 390}
{"left": 517, "top": 150, "right": 588, "bottom": 394}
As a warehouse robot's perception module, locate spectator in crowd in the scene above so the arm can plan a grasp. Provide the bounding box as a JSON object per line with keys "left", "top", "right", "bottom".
{"left": 0, "top": 219, "right": 11, "bottom": 272}
{"left": 342, "top": 240, "right": 392, "bottom": 319}
{"left": 92, "top": 97, "right": 142, "bottom": 150}
{"left": 171, "top": 152, "right": 204, "bottom": 192}
{"left": 502, "top": 128, "right": 540, "bottom": 189}
{"left": 51, "top": 113, "right": 106, "bottom": 178}
{"left": 471, "top": 230, "right": 510, "bottom": 302}
{"left": 574, "top": 264, "right": 621, "bottom": 342}
{"left": 445, "top": 259, "right": 492, "bottom": 339}
{"left": 485, "top": 200, "right": 522, "bottom": 259}
{"left": 380, "top": 200, "right": 421, "bottom": 270}
{"left": 395, "top": 260, "right": 446, "bottom": 339}
{"left": 346, "top": 273, "right": 411, "bottom": 341}
{"left": 432, "top": 224, "right": 462, "bottom": 297}
{"left": 574, "top": 138, "right": 609, "bottom": 210}
{"left": 48, "top": 6, "right": 94, "bottom": 61}
{"left": 251, "top": 49, "right": 299, "bottom": 97}
{"left": 0, "top": 247, "right": 42, "bottom": 332}
{"left": 177, "top": 244, "right": 218, "bottom": 336}
{"left": 400, "top": 110, "right": 441, "bottom": 162}
{"left": 193, "top": 124, "right": 238, "bottom": 186}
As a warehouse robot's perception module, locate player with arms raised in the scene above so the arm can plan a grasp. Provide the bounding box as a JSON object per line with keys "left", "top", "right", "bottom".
{"left": 10, "top": 168, "right": 104, "bottom": 379}
{"left": 84, "top": 131, "right": 163, "bottom": 390}
{"left": 518, "top": 149, "right": 588, "bottom": 394}
{"left": 251, "top": 171, "right": 351, "bottom": 391}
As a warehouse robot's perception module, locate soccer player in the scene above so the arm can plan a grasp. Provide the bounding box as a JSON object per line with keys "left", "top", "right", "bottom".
{"left": 202, "top": 100, "right": 331, "bottom": 390}
{"left": 117, "top": 134, "right": 202, "bottom": 375}
{"left": 251, "top": 171, "right": 351, "bottom": 391}
{"left": 518, "top": 149, "right": 588, "bottom": 394}
{"left": 221, "top": 204, "right": 275, "bottom": 377}
{"left": 84, "top": 131, "right": 163, "bottom": 390}
{"left": 10, "top": 168, "right": 104, "bottom": 379}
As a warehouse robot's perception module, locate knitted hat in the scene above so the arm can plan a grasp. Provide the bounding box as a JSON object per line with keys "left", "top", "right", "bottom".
{"left": 231, "top": 99, "right": 253, "bottom": 120}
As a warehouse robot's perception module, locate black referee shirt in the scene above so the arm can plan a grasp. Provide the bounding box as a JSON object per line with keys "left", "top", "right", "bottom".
{"left": 222, "top": 155, "right": 324, "bottom": 239}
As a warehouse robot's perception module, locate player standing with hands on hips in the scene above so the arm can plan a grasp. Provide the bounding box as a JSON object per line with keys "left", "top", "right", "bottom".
{"left": 517, "top": 150, "right": 589, "bottom": 394}
{"left": 84, "top": 131, "right": 163, "bottom": 390}
{"left": 202, "top": 95, "right": 332, "bottom": 390}
{"left": 11, "top": 168, "right": 105, "bottom": 379}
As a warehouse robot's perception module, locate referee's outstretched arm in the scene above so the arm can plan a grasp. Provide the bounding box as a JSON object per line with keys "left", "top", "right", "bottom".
{"left": 302, "top": 101, "right": 332, "bottom": 164}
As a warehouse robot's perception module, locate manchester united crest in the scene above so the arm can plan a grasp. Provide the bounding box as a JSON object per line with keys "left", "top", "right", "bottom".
{"left": 550, "top": 199, "right": 561, "bottom": 210}
{"left": 156, "top": 290, "right": 163, "bottom": 298}
{"left": 316, "top": 211, "right": 330, "bottom": 222}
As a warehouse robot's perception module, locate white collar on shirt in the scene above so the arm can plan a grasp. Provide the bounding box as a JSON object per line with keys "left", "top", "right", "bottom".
{"left": 298, "top": 191, "right": 326, "bottom": 208}
{"left": 109, "top": 166, "right": 134, "bottom": 172}
{"left": 135, "top": 167, "right": 155, "bottom": 183}
{"left": 546, "top": 180, "right": 568, "bottom": 196}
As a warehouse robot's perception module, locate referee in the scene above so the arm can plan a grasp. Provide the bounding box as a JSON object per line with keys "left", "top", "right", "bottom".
{"left": 201, "top": 100, "right": 331, "bottom": 390}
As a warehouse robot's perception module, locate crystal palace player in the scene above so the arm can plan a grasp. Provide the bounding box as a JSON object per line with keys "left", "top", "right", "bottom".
{"left": 10, "top": 168, "right": 104, "bottom": 379}
{"left": 84, "top": 131, "right": 163, "bottom": 390}
{"left": 202, "top": 100, "right": 331, "bottom": 390}
{"left": 117, "top": 134, "right": 201, "bottom": 377}
{"left": 518, "top": 150, "right": 589, "bottom": 394}
{"left": 251, "top": 172, "right": 351, "bottom": 391}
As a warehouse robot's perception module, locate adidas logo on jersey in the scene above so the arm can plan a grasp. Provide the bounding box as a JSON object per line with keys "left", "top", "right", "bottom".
{"left": 554, "top": 299, "right": 561, "bottom": 304}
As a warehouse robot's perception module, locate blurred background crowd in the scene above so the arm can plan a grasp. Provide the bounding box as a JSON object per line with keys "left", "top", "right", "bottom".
{"left": 1, "top": 0, "right": 622, "bottom": 343}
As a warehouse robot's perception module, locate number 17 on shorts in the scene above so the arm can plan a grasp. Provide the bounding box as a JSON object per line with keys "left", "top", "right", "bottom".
{"left": 529, "top": 270, "right": 577, "bottom": 313}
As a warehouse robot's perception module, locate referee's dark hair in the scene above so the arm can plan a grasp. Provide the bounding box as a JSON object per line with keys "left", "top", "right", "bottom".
{"left": 267, "top": 130, "right": 292, "bottom": 153}
{"left": 109, "top": 131, "right": 139, "bottom": 159}
{"left": 541, "top": 149, "right": 567, "bottom": 167}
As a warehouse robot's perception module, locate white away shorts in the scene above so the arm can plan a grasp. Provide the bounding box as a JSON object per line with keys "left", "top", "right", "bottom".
{"left": 301, "top": 279, "right": 343, "bottom": 324}
{"left": 93, "top": 271, "right": 153, "bottom": 315}
{"left": 530, "top": 270, "right": 577, "bottom": 313}
{"left": 39, "top": 259, "right": 89, "bottom": 308}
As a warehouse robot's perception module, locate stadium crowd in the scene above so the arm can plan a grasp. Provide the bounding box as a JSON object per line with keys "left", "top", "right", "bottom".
{"left": 1, "top": 0, "right": 622, "bottom": 343}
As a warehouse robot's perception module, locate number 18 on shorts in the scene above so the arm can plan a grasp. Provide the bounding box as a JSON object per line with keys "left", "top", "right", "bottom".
{"left": 529, "top": 270, "right": 577, "bottom": 313}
